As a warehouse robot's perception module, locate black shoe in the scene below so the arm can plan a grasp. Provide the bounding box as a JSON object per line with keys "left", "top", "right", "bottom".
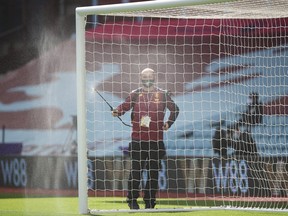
{"left": 127, "top": 200, "right": 140, "bottom": 210}
{"left": 145, "top": 200, "right": 156, "bottom": 209}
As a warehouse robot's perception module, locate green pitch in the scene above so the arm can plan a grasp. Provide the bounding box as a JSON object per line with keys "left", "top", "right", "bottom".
{"left": 0, "top": 196, "right": 288, "bottom": 216}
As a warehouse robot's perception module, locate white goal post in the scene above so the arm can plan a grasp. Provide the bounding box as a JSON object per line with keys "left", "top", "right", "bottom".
{"left": 76, "top": 0, "right": 288, "bottom": 214}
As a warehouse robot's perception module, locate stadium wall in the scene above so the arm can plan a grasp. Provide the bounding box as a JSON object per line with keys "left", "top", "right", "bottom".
{"left": 1, "top": 156, "right": 287, "bottom": 197}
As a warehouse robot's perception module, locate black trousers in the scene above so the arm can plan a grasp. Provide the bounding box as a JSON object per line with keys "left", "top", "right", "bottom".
{"left": 127, "top": 140, "right": 166, "bottom": 202}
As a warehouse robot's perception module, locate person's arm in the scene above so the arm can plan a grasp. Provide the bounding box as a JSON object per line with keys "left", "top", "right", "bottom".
{"left": 257, "top": 103, "right": 264, "bottom": 123}
{"left": 112, "top": 92, "right": 135, "bottom": 117}
{"left": 212, "top": 129, "right": 221, "bottom": 155}
{"left": 163, "top": 92, "right": 180, "bottom": 130}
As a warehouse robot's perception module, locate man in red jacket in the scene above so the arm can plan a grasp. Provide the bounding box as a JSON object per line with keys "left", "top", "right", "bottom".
{"left": 112, "top": 68, "right": 179, "bottom": 209}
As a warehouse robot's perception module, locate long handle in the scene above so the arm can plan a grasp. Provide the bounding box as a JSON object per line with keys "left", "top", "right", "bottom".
{"left": 95, "top": 89, "right": 132, "bottom": 128}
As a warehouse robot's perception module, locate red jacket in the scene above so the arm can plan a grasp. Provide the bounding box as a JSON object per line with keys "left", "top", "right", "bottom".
{"left": 117, "top": 87, "right": 179, "bottom": 141}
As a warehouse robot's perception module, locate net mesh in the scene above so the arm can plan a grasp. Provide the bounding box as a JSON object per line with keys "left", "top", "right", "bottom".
{"left": 82, "top": 0, "right": 288, "bottom": 212}
{"left": 104, "top": 0, "right": 288, "bottom": 18}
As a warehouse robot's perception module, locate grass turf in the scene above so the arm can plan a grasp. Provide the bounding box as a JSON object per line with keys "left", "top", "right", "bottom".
{"left": 0, "top": 196, "right": 288, "bottom": 216}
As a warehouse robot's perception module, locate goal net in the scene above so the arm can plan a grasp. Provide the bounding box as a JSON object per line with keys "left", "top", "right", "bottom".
{"left": 76, "top": 0, "right": 288, "bottom": 214}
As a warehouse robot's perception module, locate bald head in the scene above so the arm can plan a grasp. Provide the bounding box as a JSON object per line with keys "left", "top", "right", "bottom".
{"left": 141, "top": 68, "right": 155, "bottom": 79}
{"left": 140, "top": 68, "right": 156, "bottom": 89}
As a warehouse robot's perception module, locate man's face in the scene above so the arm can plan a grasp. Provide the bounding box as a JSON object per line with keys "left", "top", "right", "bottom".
{"left": 141, "top": 70, "right": 155, "bottom": 88}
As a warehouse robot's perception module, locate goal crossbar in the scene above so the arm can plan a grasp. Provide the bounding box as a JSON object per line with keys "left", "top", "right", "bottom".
{"left": 76, "top": 0, "right": 237, "bottom": 17}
